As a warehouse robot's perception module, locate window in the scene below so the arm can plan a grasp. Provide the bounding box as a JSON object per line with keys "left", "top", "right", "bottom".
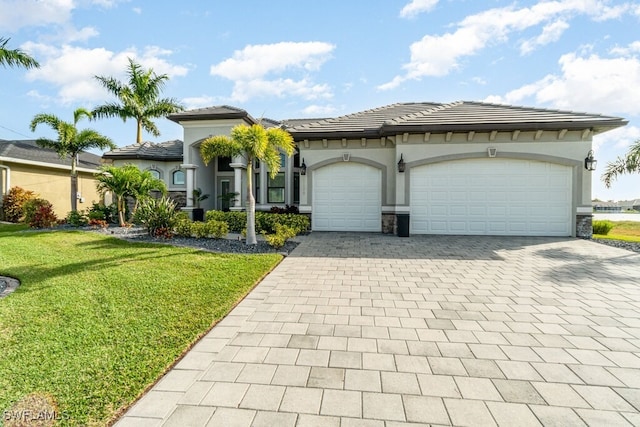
{"left": 217, "top": 156, "right": 233, "bottom": 172}
{"left": 293, "top": 172, "right": 300, "bottom": 205}
{"left": 267, "top": 172, "right": 285, "bottom": 203}
{"left": 172, "top": 170, "right": 185, "bottom": 185}
{"left": 148, "top": 169, "right": 161, "bottom": 179}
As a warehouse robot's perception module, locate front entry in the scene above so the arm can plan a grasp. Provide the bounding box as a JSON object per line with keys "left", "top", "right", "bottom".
{"left": 216, "top": 177, "right": 235, "bottom": 211}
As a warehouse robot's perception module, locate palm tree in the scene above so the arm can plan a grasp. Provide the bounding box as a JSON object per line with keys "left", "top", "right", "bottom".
{"left": 200, "top": 124, "right": 295, "bottom": 245}
{"left": 95, "top": 164, "right": 166, "bottom": 227}
{"left": 0, "top": 37, "right": 39, "bottom": 69}
{"left": 30, "top": 108, "right": 115, "bottom": 212}
{"left": 602, "top": 140, "right": 640, "bottom": 188}
{"left": 93, "top": 58, "right": 184, "bottom": 144}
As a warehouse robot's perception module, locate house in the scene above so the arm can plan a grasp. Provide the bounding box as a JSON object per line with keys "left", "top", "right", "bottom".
{"left": 101, "top": 139, "right": 187, "bottom": 207}
{"left": 592, "top": 201, "right": 623, "bottom": 213}
{"left": 108, "top": 101, "right": 627, "bottom": 237}
{"left": 0, "top": 139, "right": 103, "bottom": 218}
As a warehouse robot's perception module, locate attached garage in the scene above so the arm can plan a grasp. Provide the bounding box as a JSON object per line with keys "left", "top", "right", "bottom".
{"left": 410, "top": 158, "right": 572, "bottom": 236}
{"left": 313, "top": 162, "right": 382, "bottom": 231}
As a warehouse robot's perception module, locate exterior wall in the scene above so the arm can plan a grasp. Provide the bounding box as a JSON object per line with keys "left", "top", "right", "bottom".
{"left": 0, "top": 162, "right": 102, "bottom": 217}
{"left": 298, "top": 129, "right": 596, "bottom": 236}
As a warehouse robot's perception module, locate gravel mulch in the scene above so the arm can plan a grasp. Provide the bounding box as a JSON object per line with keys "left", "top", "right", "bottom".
{"left": 589, "top": 237, "right": 640, "bottom": 254}
{"left": 90, "top": 226, "right": 300, "bottom": 255}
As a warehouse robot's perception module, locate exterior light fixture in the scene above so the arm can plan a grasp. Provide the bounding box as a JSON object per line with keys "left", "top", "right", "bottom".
{"left": 585, "top": 150, "right": 597, "bottom": 171}
{"left": 300, "top": 158, "right": 307, "bottom": 175}
{"left": 398, "top": 154, "right": 406, "bottom": 173}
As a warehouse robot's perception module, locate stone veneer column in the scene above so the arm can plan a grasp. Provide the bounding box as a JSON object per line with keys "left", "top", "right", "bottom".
{"left": 576, "top": 214, "right": 593, "bottom": 239}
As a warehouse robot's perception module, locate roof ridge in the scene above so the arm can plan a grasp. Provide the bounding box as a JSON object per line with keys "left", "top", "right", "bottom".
{"left": 386, "top": 101, "right": 458, "bottom": 124}
{"left": 292, "top": 103, "right": 405, "bottom": 130}
{"left": 459, "top": 100, "right": 622, "bottom": 119}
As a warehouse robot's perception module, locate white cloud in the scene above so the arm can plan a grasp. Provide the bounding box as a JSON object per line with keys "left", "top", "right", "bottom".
{"left": 132, "top": 7, "right": 142, "bottom": 14}
{"left": 182, "top": 96, "right": 217, "bottom": 110}
{"left": 399, "top": 0, "right": 439, "bottom": 18}
{"left": 0, "top": 0, "right": 74, "bottom": 32}
{"left": 380, "top": 0, "right": 636, "bottom": 89}
{"left": 610, "top": 41, "right": 640, "bottom": 55}
{"left": 24, "top": 43, "right": 188, "bottom": 104}
{"left": 486, "top": 52, "right": 640, "bottom": 116}
{"left": 302, "top": 104, "right": 338, "bottom": 116}
{"left": 520, "top": 19, "right": 569, "bottom": 54}
{"left": 210, "top": 42, "right": 335, "bottom": 102}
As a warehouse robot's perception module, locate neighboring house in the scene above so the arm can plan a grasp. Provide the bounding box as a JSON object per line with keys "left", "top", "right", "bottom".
{"left": 108, "top": 101, "right": 627, "bottom": 237}
{"left": 102, "top": 140, "right": 187, "bottom": 207}
{"left": 0, "top": 139, "right": 103, "bottom": 218}
{"left": 593, "top": 202, "right": 623, "bottom": 213}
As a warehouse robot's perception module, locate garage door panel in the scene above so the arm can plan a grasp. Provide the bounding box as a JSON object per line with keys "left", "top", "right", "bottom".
{"left": 410, "top": 159, "right": 572, "bottom": 236}
{"left": 313, "top": 163, "right": 381, "bottom": 232}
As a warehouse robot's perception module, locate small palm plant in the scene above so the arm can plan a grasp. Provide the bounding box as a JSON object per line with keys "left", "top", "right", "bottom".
{"left": 192, "top": 188, "right": 209, "bottom": 209}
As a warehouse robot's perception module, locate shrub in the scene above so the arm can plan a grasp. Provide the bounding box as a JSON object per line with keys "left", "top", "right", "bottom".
{"left": 66, "top": 210, "right": 89, "bottom": 227}
{"left": 23, "top": 198, "right": 58, "bottom": 229}
{"left": 174, "top": 218, "right": 193, "bottom": 237}
{"left": 88, "top": 202, "right": 118, "bottom": 224}
{"left": 88, "top": 218, "right": 108, "bottom": 229}
{"left": 205, "top": 210, "right": 309, "bottom": 235}
{"left": 270, "top": 205, "right": 299, "bottom": 214}
{"left": 593, "top": 220, "right": 615, "bottom": 235}
{"left": 2, "top": 186, "right": 35, "bottom": 222}
{"left": 206, "top": 220, "right": 229, "bottom": 239}
{"left": 263, "top": 223, "right": 297, "bottom": 249}
{"left": 190, "top": 221, "right": 209, "bottom": 238}
{"left": 134, "top": 196, "right": 178, "bottom": 237}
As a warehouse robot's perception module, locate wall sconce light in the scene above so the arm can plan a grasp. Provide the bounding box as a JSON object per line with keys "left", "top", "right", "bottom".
{"left": 585, "top": 150, "right": 597, "bottom": 171}
{"left": 397, "top": 154, "right": 406, "bottom": 173}
{"left": 300, "top": 158, "right": 307, "bottom": 175}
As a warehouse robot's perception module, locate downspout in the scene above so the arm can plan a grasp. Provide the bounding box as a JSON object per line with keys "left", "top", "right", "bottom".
{"left": 0, "top": 164, "right": 10, "bottom": 207}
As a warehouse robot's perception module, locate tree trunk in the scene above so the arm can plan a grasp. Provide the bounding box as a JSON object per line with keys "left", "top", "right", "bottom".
{"left": 245, "top": 160, "right": 257, "bottom": 245}
{"left": 136, "top": 120, "right": 142, "bottom": 144}
{"left": 117, "top": 196, "right": 126, "bottom": 227}
{"left": 70, "top": 155, "right": 78, "bottom": 212}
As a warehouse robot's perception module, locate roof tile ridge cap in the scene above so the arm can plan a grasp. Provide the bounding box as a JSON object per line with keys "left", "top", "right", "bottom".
{"left": 385, "top": 101, "right": 456, "bottom": 124}
{"left": 466, "top": 100, "right": 610, "bottom": 117}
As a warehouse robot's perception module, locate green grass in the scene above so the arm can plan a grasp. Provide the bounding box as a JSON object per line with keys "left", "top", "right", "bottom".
{"left": 0, "top": 229, "right": 281, "bottom": 426}
{"left": 593, "top": 220, "right": 640, "bottom": 243}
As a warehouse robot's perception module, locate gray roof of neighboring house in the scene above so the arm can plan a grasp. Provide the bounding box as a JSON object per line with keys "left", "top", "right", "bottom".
{"left": 285, "top": 101, "right": 628, "bottom": 139}
{"left": 0, "top": 139, "right": 102, "bottom": 169}
{"left": 102, "top": 140, "right": 184, "bottom": 161}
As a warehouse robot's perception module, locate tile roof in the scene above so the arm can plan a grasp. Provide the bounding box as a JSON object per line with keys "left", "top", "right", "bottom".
{"left": 285, "top": 101, "right": 627, "bottom": 139}
{"left": 0, "top": 139, "right": 102, "bottom": 170}
{"left": 167, "top": 105, "right": 256, "bottom": 123}
{"left": 102, "top": 140, "right": 183, "bottom": 161}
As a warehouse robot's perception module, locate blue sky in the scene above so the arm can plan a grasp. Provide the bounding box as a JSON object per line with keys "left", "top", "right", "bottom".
{"left": 1, "top": 0, "right": 639, "bottom": 201}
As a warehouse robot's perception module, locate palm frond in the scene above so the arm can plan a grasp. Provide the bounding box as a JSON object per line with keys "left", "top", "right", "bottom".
{"left": 601, "top": 139, "right": 640, "bottom": 188}
{"left": 0, "top": 37, "right": 39, "bottom": 69}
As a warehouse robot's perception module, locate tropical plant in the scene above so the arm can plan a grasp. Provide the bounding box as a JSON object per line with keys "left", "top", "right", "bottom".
{"left": 134, "top": 196, "right": 178, "bottom": 237}
{"left": 95, "top": 164, "right": 165, "bottom": 227}
{"left": 23, "top": 198, "right": 58, "bottom": 228}
{"left": 193, "top": 187, "right": 210, "bottom": 209}
{"left": 199, "top": 124, "right": 295, "bottom": 245}
{"left": 0, "top": 37, "right": 39, "bottom": 69}
{"left": 93, "top": 58, "right": 184, "bottom": 144}
{"left": 593, "top": 220, "right": 614, "bottom": 235}
{"left": 1, "top": 186, "right": 35, "bottom": 222}
{"left": 602, "top": 140, "right": 640, "bottom": 189}
{"left": 30, "top": 108, "right": 115, "bottom": 212}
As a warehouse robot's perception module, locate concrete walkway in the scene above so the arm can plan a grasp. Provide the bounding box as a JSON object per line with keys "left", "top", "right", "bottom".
{"left": 115, "top": 234, "right": 640, "bottom": 426}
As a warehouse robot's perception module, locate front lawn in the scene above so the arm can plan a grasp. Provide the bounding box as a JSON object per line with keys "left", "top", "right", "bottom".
{"left": 593, "top": 220, "right": 640, "bottom": 243}
{"left": 0, "top": 228, "right": 281, "bottom": 426}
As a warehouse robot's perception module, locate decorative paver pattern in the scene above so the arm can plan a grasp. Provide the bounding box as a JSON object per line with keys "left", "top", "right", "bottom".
{"left": 115, "top": 234, "right": 640, "bottom": 426}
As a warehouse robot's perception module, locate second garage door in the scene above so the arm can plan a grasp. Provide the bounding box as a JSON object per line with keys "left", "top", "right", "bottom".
{"left": 313, "top": 163, "right": 381, "bottom": 232}
{"left": 410, "top": 158, "right": 572, "bottom": 236}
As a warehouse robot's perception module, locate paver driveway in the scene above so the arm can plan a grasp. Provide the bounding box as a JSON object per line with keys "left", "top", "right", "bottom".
{"left": 116, "top": 234, "right": 640, "bottom": 426}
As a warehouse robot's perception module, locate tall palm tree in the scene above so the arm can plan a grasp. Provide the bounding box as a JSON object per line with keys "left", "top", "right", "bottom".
{"left": 93, "top": 58, "right": 184, "bottom": 144}
{"left": 0, "top": 37, "right": 39, "bottom": 69}
{"left": 602, "top": 140, "right": 640, "bottom": 188}
{"left": 200, "top": 124, "right": 295, "bottom": 245}
{"left": 95, "top": 164, "right": 166, "bottom": 227}
{"left": 30, "top": 108, "right": 115, "bottom": 212}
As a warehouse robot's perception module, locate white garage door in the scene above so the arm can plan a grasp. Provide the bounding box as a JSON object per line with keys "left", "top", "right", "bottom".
{"left": 313, "top": 163, "right": 382, "bottom": 232}
{"left": 411, "top": 158, "right": 572, "bottom": 236}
